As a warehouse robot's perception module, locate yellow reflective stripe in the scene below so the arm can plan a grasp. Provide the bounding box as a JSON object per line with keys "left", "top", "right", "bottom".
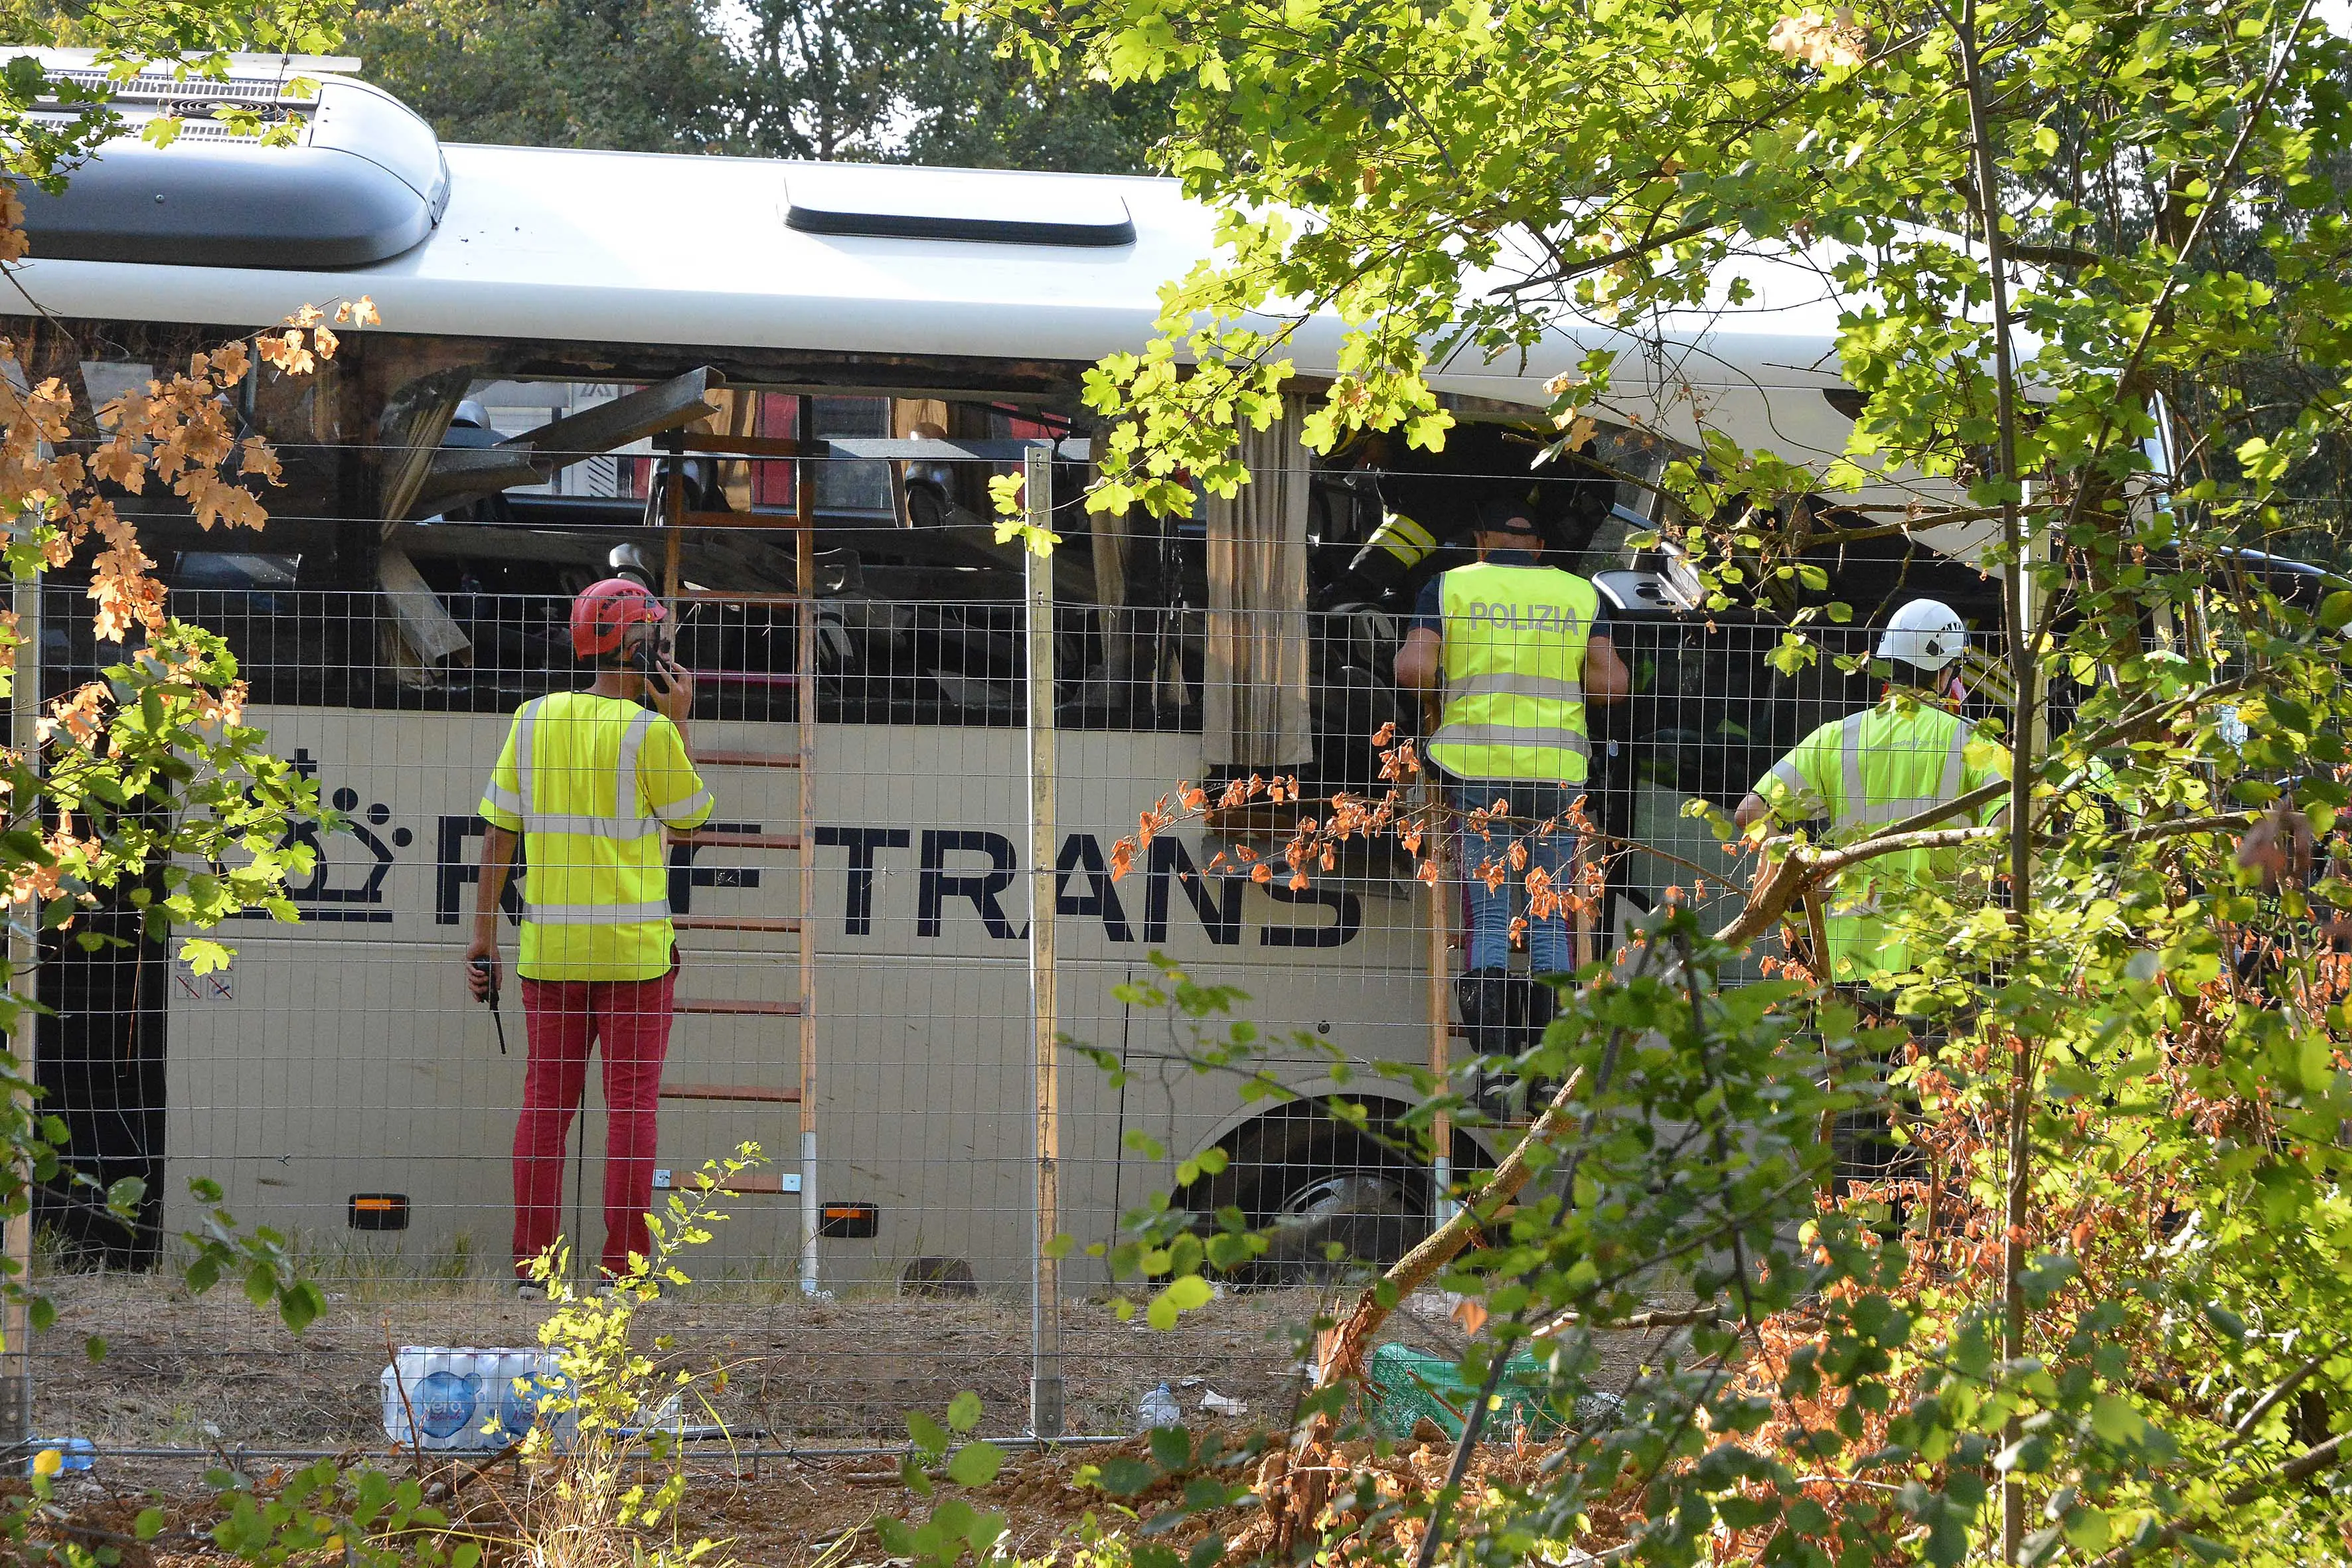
{"left": 1838, "top": 713, "right": 1867, "bottom": 813}
{"left": 524, "top": 898, "right": 674, "bottom": 925}
{"left": 1850, "top": 797, "right": 1950, "bottom": 824}
{"left": 514, "top": 696, "right": 544, "bottom": 815}
{"left": 1430, "top": 563, "right": 1598, "bottom": 782}
{"left": 1370, "top": 512, "right": 1437, "bottom": 566}
{"left": 1428, "top": 720, "right": 1591, "bottom": 758}
{"left": 615, "top": 708, "right": 654, "bottom": 817}
{"left": 1841, "top": 711, "right": 1972, "bottom": 826}
{"left": 483, "top": 783, "right": 524, "bottom": 817}
{"left": 653, "top": 786, "right": 713, "bottom": 826}
{"left": 526, "top": 812, "right": 663, "bottom": 840}
{"left": 1447, "top": 672, "right": 1585, "bottom": 704}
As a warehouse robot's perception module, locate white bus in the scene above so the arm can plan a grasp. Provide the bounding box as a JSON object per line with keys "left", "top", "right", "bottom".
{"left": 17, "top": 56, "right": 2002, "bottom": 1294}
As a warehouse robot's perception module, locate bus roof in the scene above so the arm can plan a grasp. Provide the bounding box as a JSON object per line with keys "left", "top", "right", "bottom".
{"left": 7, "top": 73, "right": 1874, "bottom": 469}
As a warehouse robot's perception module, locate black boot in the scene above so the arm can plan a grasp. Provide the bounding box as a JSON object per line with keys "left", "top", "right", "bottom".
{"left": 1516, "top": 977, "right": 1561, "bottom": 1107}
{"left": 1510, "top": 975, "right": 1561, "bottom": 1046}
{"left": 1454, "top": 969, "right": 1510, "bottom": 1108}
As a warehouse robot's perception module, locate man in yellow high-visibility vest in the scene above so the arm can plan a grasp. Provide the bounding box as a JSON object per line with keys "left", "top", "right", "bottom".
{"left": 1395, "top": 497, "right": 1632, "bottom": 1059}
{"left": 1733, "top": 597, "right": 2010, "bottom": 984}
{"left": 465, "top": 579, "right": 712, "bottom": 1294}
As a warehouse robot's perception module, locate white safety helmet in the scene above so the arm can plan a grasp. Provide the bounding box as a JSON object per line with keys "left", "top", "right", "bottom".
{"left": 1875, "top": 598, "right": 1969, "bottom": 672}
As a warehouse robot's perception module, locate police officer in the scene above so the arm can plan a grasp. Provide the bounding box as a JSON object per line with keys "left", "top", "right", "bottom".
{"left": 465, "top": 579, "right": 713, "bottom": 1294}
{"left": 1733, "top": 597, "right": 2010, "bottom": 984}
{"left": 1394, "top": 495, "right": 1632, "bottom": 1060}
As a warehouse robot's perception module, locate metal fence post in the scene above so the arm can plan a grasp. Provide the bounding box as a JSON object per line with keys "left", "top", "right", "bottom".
{"left": 1422, "top": 696, "right": 1454, "bottom": 1225}
{"left": 2, "top": 571, "right": 40, "bottom": 1454}
{"left": 795, "top": 397, "right": 823, "bottom": 1298}
{"left": 1024, "top": 445, "right": 1065, "bottom": 1440}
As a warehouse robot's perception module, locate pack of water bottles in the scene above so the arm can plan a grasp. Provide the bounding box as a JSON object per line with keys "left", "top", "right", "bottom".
{"left": 380, "top": 1348, "right": 574, "bottom": 1450}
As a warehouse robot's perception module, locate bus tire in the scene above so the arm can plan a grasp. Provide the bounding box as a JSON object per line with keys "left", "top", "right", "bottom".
{"left": 1186, "top": 1105, "right": 1433, "bottom": 1286}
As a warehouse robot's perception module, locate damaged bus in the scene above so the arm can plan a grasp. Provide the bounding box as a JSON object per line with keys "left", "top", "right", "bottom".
{"left": 17, "top": 54, "right": 2007, "bottom": 1293}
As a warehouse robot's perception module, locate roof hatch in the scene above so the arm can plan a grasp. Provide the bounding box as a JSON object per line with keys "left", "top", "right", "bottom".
{"left": 12, "top": 53, "right": 448, "bottom": 270}
{"left": 782, "top": 163, "right": 1135, "bottom": 248}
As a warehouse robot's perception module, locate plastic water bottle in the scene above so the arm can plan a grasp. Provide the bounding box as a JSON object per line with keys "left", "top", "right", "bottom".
{"left": 27, "top": 1437, "right": 94, "bottom": 1476}
{"left": 1137, "top": 1381, "right": 1182, "bottom": 1431}
{"left": 382, "top": 1347, "right": 573, "bottom": 1450}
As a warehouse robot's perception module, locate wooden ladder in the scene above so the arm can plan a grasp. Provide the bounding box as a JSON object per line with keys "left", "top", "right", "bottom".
{"left": 654, "top": 398, "right": 823, "bottom": 1290}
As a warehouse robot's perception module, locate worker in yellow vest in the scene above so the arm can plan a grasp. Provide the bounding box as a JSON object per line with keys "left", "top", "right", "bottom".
{"left": 1394, "top": 497, "right": 1632, "bottom": 1060}
{"left": 1733, "top": 597, "right": 2010, "bottom": 985}
{"left": 465, "top": 579, "right": 713, "bottom": 1294}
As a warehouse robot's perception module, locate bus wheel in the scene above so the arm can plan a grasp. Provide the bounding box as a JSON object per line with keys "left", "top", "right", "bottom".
{"left": 1188, "top": 1108, "right": 1432, "bottom": 1287}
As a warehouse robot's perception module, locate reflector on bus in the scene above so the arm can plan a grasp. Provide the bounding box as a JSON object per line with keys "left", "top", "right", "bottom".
{"left": 783, "top": 164, "right": 1135, "bottom": 248}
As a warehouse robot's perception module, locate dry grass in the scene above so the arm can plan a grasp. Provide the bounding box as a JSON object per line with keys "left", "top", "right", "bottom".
{"left": 29, "top": 1268, "right": 1682, "bottom": 1567}
{"left": 36, "top": 1423, "right": 1659, "bottom": 1568}
{"left": 34, "top": 1272, "right": 1407, "bottom": 1450}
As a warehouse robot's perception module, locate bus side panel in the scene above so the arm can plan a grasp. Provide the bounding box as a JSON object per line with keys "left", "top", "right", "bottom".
{"left": 164, "top": 712, "right": 1439, "bottom": 1287}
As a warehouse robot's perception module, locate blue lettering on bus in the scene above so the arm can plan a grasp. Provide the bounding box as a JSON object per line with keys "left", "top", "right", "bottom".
{"left": 812, "top": 826, "right": 910, "bottom": 935}
{"left": 1055, "top": 833, "right": 1133, "bottom": 941}
{"left": 420, "top": 819, "right": 1362, "bottom": 949}
{"left": 917, "top": 829, "right": 1022, "bottom": 939}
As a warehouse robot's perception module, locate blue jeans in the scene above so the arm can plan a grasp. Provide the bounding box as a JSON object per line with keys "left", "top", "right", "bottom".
{"left": 1448, "top": 779, "right": 1581, "bottom": 974}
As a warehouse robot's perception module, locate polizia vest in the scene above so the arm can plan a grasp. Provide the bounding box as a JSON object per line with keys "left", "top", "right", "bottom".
{"left": 1427, "top": 562, "right": 1602, "bottom": 784}
{"left": 479, "top": 692, "right": 713, "bottom": 981}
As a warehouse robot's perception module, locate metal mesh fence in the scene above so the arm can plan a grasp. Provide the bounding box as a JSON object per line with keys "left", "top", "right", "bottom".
{"left": 20, "top": 430, "right": 2013, "bottom": 1459}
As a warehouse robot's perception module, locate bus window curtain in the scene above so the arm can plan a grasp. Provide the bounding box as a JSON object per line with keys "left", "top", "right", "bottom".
{"left": 1090, "top": 503, "right": 1130, "bottom": 691}
{"left": 1204, "top": 397, "right": 1312, "bottom": 767}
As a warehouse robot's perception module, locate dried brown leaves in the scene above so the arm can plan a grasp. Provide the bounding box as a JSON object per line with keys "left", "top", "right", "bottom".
{"left": 2, "top": 280, "right": 370, "bottom": 643}
{"left": 0, "top": 216, "right": 368, "bottom": 913}
{"left": 1766, "top": 7, "right": 1873, "bottom": 68}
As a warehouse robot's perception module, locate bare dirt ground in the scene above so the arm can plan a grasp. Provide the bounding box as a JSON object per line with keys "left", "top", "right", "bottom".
{"left": 29, "top": 1274, "right": 1680, "bottom": 1565}
{"left": 36, "top": 1425, "right": 1636, "bottom": 1568}
{"left": 31, "top": 1437, "right": 1231, "bottom": 1567}
{"left": 35, "top": 1273, "right": 1510, "bottom": 1450}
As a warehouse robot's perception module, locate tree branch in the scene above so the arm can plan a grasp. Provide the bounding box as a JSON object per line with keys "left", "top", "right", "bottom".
{"left": 2094, "top": 1430, "right": 2349, "bottom": 1567}
{"left": 2229, "top": 1346, "right": 2337, "bottom": 1443}
{"left": 2055, "top": 0, "right": 2322, "bottom": 551}
{"left": 1254, "top": 947, "right": 1663, "bottom": 1557}
{"left": 2005, "top": 243, "right": 2108, "bottom": 269}
{"left": 1487, "top": 217, "right": 1720, "bottom": 296}
{"left": 1533, "top": 1303, "right": 1736, "bottom": 1338}
{"left": 1713, "top": 804, "right": 2007, "bottom": 953}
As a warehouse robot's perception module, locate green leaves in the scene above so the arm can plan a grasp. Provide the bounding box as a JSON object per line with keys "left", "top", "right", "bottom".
{"left": 179, "top": 1183, "right": 330, "bottom": 1334}
{"left": 1094, "top": 1454, "right": 1158, "bottom": 1496}
{"left": 1146, "top": 1271, "right": 1212, "bottom": 1330}
{"left": 907, "top": 1409, "right": 951, "bottom": 1455}
{"left": 2090, "top": 1392, "right": 2148, "bottom": 1446}
{"left": 943, "top": 1440, "right": 1004, "bottom": 1487}
{"left": 889, "top": 1392, "right": 1010, "bottom": 1565}
{"left": 876, "top": 1494, "right": 1010, "bottom": 1567}
{"left": 1150, "top": 1423, "right": 1195, "bottom": 1474}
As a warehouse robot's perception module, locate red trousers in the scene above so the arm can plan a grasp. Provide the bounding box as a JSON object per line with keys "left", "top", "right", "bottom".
{"left": 512, "top": 972, "right": 674, "bottom": 1279}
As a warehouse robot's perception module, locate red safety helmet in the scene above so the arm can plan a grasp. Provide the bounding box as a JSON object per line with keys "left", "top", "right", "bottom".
{"left": 569, "top": 578, "right": 666, "bottom": 659}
